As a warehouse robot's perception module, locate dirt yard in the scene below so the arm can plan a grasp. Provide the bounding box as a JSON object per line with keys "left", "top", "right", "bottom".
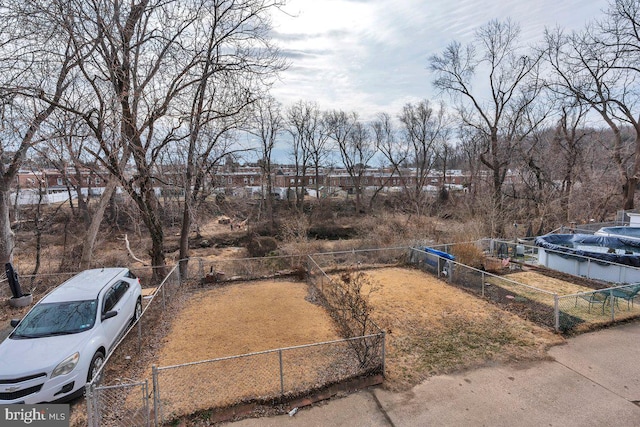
{"left": 144, "top": 279, "right": 344, "bottom": 419}
{"left": 149, "top": 267, "right": 564, "bottom": 407}
{"left": 360, "top": 267, "right": 563, "bottom": 391}
{"left": 500, "top": 269, "right": 640, "bottom": 328}
{"left": 503, "top": 270, "right": 596, "bottom": 295}
{"left": 156, "top": 280, "right": 339, "bottom": 363}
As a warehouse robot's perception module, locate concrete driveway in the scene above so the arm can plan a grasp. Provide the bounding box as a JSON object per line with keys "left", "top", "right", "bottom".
{"left": 228, "top": 321, "right": 640, "bottom": 426}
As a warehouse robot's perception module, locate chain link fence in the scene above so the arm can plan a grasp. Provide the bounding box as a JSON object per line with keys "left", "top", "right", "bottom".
{"left": 86, "top": 381, "right": 150, "bottom": 427}
{"left": 557, "top": 283, "right": 640, "bottom": 332}
{"left": 86, "top": 264, "right": 182, "bottom": 427}
{"left": 1, "top": 270, "right": 81, "bottom": 301}
{"left": 409, "top": 247, "right": 559, "bottom": 329}
{"left": 308, "top": 247, "right": 408, "bottom": 272}
{"left": 86, "top": 256, "right": 385, "bottom": 426}
{"left": 83, "top": 243, "right": 640, "bottom": 425}
{"left": 409, "top": 245, "right": 640, "bottom": 332}
{"left": 181, "top": 255, "right": 307, "bottom": 284}
{"left": 152, "top": 334, "right": 384, "bottom": 424}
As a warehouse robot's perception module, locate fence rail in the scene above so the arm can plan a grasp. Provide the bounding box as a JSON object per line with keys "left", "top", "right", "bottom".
{"left": 86, "top": 264, "right": 182, "bottom": 427}
{"left": 184, "top": 255, "right": 307, "bottom": 284}
{"left": 84, "top": 242, "right": 640, "bottom": 425}
{"left": 557, "top": 284, "right": 640, "bottom": 331}
{"left": 86, "top": 254, "right": 386, "bottom": 426}
{"left": 409, "top": 244, "right": 640, "bottom": 332}
{"left": 153, "top": 334, "right": 384, "bottom": 423}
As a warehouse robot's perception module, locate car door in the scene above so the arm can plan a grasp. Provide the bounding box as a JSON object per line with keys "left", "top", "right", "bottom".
{"left": 100, "top": 280, "right": 131, "bottom": 351}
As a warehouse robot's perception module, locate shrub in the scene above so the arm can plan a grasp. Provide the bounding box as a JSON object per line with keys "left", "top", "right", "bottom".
{"left": 450, "top": 243, "right": 485, "bottom": 269}
{"left": 245, "top": 236, "right": 278, "bottom": 258}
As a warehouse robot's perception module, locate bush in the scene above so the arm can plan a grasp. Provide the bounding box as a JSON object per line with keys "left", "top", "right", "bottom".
{"left": 245, "top": 236, "right": 278, "bottom": 258}
{"left": 450, "top": 243, "right": 485, "bottom": 269}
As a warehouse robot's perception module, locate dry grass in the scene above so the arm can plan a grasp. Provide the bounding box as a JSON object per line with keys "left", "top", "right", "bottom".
{"left": 360, "top": 267, "right": 563, "bottom": 391}
{"left": 1, "top": 208, "right": 579, "bottom": 424}
{"left": 140, "top": 279, "right": 343, "bottom": 419}
{"left": 156, "top": 280, "right": 338, "bottom": 362}
{"left": 498, "top": 270, "right": 640, "bottom": 328}
{"left": 503, "top": 271, "right": 594, "bottom": 295}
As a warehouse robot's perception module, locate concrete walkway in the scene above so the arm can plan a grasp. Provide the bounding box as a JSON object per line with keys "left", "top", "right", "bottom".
{"left": 228, "top": 322, "right": 640, "bottom": 426}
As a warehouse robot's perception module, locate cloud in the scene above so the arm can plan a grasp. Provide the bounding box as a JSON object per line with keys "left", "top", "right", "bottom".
{"left": 270, "top": 0, "right": 610, "bottom": 120}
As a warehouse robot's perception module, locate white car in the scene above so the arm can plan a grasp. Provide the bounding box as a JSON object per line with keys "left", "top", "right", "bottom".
{"left": 0, "top": 267, "right": 142, "bottom": 404}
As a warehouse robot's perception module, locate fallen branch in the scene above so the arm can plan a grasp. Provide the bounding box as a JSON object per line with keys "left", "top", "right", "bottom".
{"left": 124, "top": 234, "right": 149, "bottom": 266}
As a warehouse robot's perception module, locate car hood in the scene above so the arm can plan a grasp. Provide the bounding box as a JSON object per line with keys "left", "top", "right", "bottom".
{"left": 0, "top": 332, "right": 92, "bottom": 376}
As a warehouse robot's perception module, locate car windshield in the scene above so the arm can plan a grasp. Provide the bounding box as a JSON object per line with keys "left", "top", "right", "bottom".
{"left": 11, "top": 300, "right": 98, "bottom": 339}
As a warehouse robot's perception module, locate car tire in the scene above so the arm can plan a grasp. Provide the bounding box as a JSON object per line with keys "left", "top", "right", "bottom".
{"left": 87, "top": 351, "right": 105, "bottom": 384}
{"left": 132, "top": 298, "right": 142, "bottom": 324}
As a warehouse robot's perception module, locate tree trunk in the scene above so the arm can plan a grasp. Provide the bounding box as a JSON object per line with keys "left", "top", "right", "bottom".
{"left": 265, "top": 162, "right": 274, "bottom": 228}
{"left": 623, "top": 177, "right": 637, "bottom": 210}
{"left": 178, "top": 192, "right": 192, "bottom": 280}
{"left": 0, "top": 181, "right": 15, "bottom": 266}
{"left": 80, "top": 179, "right": 118, "bottom": 270}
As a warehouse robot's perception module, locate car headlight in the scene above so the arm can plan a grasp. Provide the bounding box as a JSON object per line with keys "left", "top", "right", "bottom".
{"left": 51, "top": 352, "right": 80, "bottom": 378}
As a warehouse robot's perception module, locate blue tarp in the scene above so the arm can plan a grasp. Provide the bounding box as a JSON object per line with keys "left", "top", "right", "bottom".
{"left": 534, "top": 234, "right": 640, "bottom": 267}
{"left": 423, "top": 247, "right": 455, "bottom": 261}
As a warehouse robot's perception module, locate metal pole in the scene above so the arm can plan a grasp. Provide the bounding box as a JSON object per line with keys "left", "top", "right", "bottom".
{"left": 610, "top": 289, "right": 615, "bottom": 321}
{"left": 138, "top": 316, "right": 143, "bottom": 352}
{"left": 554, "top": 295, "right": 560, "bottom": 332}
{"left": 381, "top": 332, "right": 386, "bottom": 376}
{"left": 278, "top": 350, "right": 284, "bottom": 395}
{"left": 143, "top": 380, "right": 150, "bottom": 427}
{"left": 152, "top": 365, "right": 160, "bottom": 427}
{"left": 85, "top": 384, "right": 95, "bottom": 427}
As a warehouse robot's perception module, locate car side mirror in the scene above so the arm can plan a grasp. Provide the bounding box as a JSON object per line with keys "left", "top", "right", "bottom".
{"left": 10, "top": 319, "right": 20, "bottom": 328}
{"left": 101, "top": 310, "right": 117, "bottom": 321}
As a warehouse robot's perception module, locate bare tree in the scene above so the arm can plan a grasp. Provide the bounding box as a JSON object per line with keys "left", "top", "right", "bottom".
{"left": 0, "top": 2, "right": 77, "bottom": 266}
{"left": 176, "top": 3, "right": 282, "bottom": 279}
{"left": 309, "top": 109, "right": 332, "bottom": 203}
{"left": 325, "top": 111, "right": 377, "bottom": 214}
{"left": 398, "top": 100, "right": 450, "bottom": 216}
{"left": 429, "top": 19, "right": 545, "bottom": 236}
{"left": 553, "top": 103, "right": 592, "bottom": 221}
{"left": 249, "top": 96, "right": 283, "bottom": 228}
{"left": 286, "top": 100, "right": 318, "bottom": 210}
{"left": 29, "top": 0, "right": 286, "bottom": 281}
{"left": 371, "top": 112, "right": 401, "bottom": 209}
{"left": 544, "top": 1, "right": 640, "bottom": 210}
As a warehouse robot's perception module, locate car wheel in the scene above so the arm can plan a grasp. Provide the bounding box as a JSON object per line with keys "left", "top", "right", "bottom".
{"left": 87, "top": 351, "right": 105, "bottom": 384}
{"left": 132, "top": 298, "right": 142, "bottom": 324}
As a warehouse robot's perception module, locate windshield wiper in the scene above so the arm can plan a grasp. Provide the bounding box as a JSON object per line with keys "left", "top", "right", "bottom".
{"left": 12, "top": 330, "right": 77, "bottom": 339}
{"left": 11, "top": 333, "right": 41, "bottom": 339}
{"left": 39, "top": 331, "right": 78, "bottom": 337}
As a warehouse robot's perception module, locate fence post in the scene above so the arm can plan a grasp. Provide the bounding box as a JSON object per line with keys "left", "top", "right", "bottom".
{"left": 138, "top": 315, "right": 143, "bottom": 352}
{"left": 481, "top": 271, "right": 485, "bottom": 297}
{"left": 381, "top": 331, "right": 386, "bottom": 376}
{"left": 152, "top": 365, "right": 160, "bottom": 427}
{"left": 161, "top": 281, "right": 166, "bottom": 311}
{"left": 554, "top": 295, "right": 560, "bottom": 332}
{"left": 141, "top": 380, "right": 150, "bottom": 427}
{"left": 278, "top": 349, "right": 284, "bottom": 395}
{"left": 198, "top": 258, "right": 204, "bottom": 282}
{"left": 610, "top": 289, "right": 615, "bottom": 321}
{"left": 85, "top": 384, "right": 95, "bottom": 427}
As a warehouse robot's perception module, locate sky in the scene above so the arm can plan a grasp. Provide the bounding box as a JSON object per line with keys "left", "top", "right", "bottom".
{"left": 269, "top": 0, "right": 611, "bottom": 120}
